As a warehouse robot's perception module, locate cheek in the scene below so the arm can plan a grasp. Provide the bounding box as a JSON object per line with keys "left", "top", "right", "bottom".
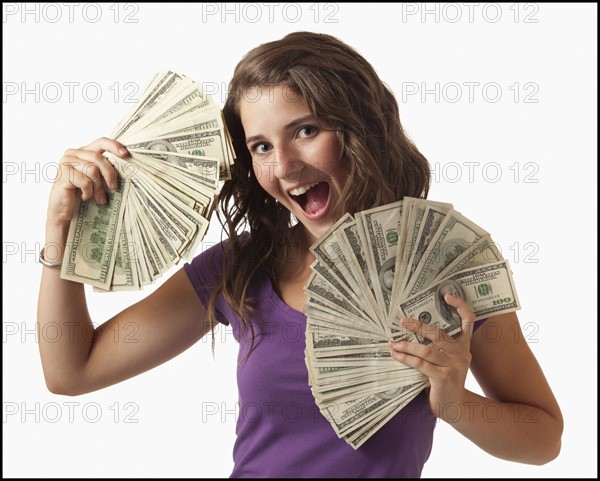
{"left": 252, "top": 162, "right": 261, "bottom": 181}
{"left": 252, "top": 162, "right": 274, "bottom": 192}
{"left": 327, "top": 158, "right": 345, "bottom": 175}
{"left": 321, "top": 158, "right": 346, "bottom": 184}
{"left": 321, "top": 139, "right": 345, "bottom": 177}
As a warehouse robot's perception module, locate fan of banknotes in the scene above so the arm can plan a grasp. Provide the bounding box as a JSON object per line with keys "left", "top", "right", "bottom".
{"left": 304, "top": 197, "right": 521, "bottom": 449}
{"left": 60, "top": 70, "right": 235, "bottom": 291}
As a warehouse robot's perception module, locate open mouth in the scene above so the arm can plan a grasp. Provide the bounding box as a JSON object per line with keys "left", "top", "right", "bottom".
{"left": 288, "top": 181, "right": 331, "bottom": 217}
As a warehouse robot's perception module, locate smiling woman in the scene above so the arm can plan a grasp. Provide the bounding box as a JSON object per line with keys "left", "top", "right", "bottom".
{"left": 240, "top": 85, "right": 343, "bottom": 231}
{"left": 37, "top": 31, "right": 563, "bottom": 478}
{"left": 216, "top": 33, "right": 432, "bottom": 362}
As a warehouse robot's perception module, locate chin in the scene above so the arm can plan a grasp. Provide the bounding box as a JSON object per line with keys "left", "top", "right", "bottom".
{"left": 305, "top": 220, "right": 335, "bottom": 242}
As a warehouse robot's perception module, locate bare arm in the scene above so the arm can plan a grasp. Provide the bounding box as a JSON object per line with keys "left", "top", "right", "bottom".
{"left": 462, "top": 311, "right": 564, "bottom": 464}
{"left": 37, "top": 137, "right": 212, "bottom": 396}
{"left": 390, "top": 296, "right": 563, "bottom": 465}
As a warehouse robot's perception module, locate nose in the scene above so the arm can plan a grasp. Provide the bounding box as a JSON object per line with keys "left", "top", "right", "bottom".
{"left": 271, "top": 144, "right": 304, "bottom": 181}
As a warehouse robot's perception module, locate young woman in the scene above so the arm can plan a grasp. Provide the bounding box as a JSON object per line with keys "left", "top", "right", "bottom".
{"left": 38, "top": 31, "right": 563, "bottom": 477}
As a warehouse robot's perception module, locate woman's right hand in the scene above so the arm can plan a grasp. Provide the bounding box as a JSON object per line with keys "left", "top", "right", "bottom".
{"left": 40, "top": 137, "right": 213, "bottom": 397}
{"left": 48, "top": 137, "right": 130, "bottom": 227}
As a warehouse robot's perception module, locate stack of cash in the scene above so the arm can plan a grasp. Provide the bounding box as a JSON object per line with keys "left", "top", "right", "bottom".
{"left": 60, "top": 71, "right": 235, "bottom": 291}
{"left": 304, "top": 197, "right": 521, "bottom": 448}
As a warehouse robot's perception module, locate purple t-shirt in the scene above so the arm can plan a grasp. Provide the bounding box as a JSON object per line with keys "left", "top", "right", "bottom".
{"left": 184, "top": 240, "right": 483, "bottom": 478}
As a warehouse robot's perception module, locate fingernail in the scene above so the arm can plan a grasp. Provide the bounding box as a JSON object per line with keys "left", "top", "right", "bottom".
{"left": 98, "top": 192, "right": 107, "bottom": 204}
{"left": 118, "top": 148, "right": 127, "bottom": 155}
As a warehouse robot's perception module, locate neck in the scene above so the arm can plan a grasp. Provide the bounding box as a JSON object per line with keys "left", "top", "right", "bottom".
{"left": 276, "top": 225, "right": 315, "bottom": 280}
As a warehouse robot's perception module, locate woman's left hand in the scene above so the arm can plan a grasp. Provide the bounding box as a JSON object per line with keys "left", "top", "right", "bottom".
{"left": 389, "top": 294, "right": 475, "bottom": 419}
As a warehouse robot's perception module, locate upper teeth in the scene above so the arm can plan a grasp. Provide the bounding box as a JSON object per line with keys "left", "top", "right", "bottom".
{"left": 289, "top": 182, "right": 319, "bottom": 196}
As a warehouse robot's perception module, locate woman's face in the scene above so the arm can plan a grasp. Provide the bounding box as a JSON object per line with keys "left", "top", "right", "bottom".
{"left": 239, "top": 84, "right": 347, "bottom": 243}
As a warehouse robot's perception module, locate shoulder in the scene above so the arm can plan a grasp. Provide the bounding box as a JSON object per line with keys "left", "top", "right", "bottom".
{"left": 183, "top": 232, "right": 253, "bottom": 295}
{"left": 184, "top": 240, "right": 225, "bottom": 287}
{"left": 473, "top": 318, "right": 487, "bottom": 332}
{"left": 186, "top": 232, "right": 250, "bottom": 274}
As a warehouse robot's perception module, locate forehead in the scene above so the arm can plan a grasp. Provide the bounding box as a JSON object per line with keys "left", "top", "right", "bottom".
{"left": 239, "top": 85, "right": 310, "bottom": 129}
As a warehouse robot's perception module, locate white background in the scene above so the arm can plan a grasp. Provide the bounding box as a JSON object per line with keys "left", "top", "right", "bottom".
{"left": 3, "top": 2, "right": 597, "bottom": 478}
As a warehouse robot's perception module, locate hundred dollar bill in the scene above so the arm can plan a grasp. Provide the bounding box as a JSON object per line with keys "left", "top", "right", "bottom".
{"left": 347, "top": 382, "right": 426, "bottom": 449}
{"left": 318, "top": 384, "right": 416, "bottom": 434}
{"left": 389, "top": 198, "right": 452, "bottom": 324}
{"left": 96, "top": 222, "right": 140, "bottom": 292}
{"left": 123, "top": 153, "right": 213, "bottom": 216}
{"left": 309, "top": 215, "right": 381, "bottom": 322}
{"left": 397, "top": 203, "right": 453, "bottom": 297}
{"left": 125, "top": 106, "right": 222, "bottom": 142}
{"left": 304, "top": 271, "right": 368, "bottom": 321}
{"left": 129, "top": 149, "right": 219, "bottom": 192}
{"left": 357, "top": 200, "right": 404, "bottom": 320}
{"left": 337, "top": 220, "right": 383, "bottom": 327}
{"left": 61, "top": 177, "right": 129, "bottom": 289}
{"left": 129, "top": 83, "right": 217, "bottom": 134}
{"left": 311, "top": 362, "right": 399, "bottom": 380}
{"left": 402, "top": 209, "right": 489, "bottom": 299}
{"left": 309, "top": 261, "right": 374, "bottom": 321}
{"left": 432, "top": 234, "right": 502, "bottom": 284}
{"left": 125, "top": 129, "right": 231, "bottom": 180}
{"left": 110, "top": 70, "right": 166, "bottom": 138}
{"left": 113, "top": 71, "right": 188, "bottom": 140}
{"left": 395, "top": 260, "right": 521, "bottom": 338}
{"left": 92, "top": 220, "right": 141, "bottom": 294}
{"left": 314, "top": 368, "right": 417, "bottom": 392}
{"left": 310, "top": 214, "right": 356, "bottom": 290}
{"left": 307, "top": 328, "right": 386, "bottom": 354}
{"left": 306, "top": 310, "right": 384, "bottom": 342}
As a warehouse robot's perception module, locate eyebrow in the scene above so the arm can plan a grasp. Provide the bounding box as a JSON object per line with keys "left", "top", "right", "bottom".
{"left": 245, "top": 115, "right": 316, "bottom": 145}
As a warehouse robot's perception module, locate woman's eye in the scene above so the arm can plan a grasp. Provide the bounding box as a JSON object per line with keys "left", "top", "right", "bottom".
{"left": 299, "top": 126, "right": 317, "bottom": 137}
{"left": 251, "top": 143, "right": 271, "bottom": 154}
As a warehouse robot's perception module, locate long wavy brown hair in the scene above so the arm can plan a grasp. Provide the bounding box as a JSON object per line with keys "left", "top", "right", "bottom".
{"left": 207, "top": 31, "right": 431, "bottom": 355}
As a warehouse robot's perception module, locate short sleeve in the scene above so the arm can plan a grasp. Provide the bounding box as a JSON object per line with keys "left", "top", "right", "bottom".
{"left": 473, "top": 318, "right": 487, "bottom": 331}
{"left": 183, "top": 240, "right": 229, "bottom": 326}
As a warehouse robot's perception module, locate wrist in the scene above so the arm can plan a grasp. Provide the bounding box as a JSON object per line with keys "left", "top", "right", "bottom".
{"left": 45, "top": 218, "right": 70, "bottom": 240}
{"left": 43, "top": 220, "right": 70, "bottom": 268}
{"left": 39, "top": 244, "right": 64, "bottom": 268}
{"left": 432, "top": 388, "right": 470, "bottom": 421}
{"left": 435, "top": 389, "right": 479, "bottom": 425}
